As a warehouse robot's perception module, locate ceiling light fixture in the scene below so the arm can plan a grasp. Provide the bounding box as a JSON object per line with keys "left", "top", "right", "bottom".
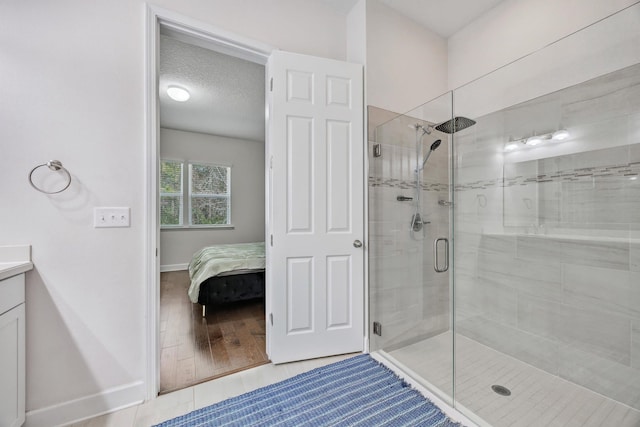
{"left": 505, "top": 128, "right": 570, "bottom": 152}
{"left": 551, "top": 129, "right": 570, "bottom": 140}
{"left": 525, "top": 136, "right": 543, "bottom": 146}
{"left": 167, "top": 86, "right": 190, "bottom": 102}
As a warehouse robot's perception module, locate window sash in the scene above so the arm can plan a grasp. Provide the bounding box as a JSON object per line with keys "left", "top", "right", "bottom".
{"left": 160, "top": 160, "right": 183, "bottom": 226}
{"left": 188, "top": 163, "right": 231, "bottom": 226}
{"left": 160, "top": 160, "right": 232, "bottom": 227}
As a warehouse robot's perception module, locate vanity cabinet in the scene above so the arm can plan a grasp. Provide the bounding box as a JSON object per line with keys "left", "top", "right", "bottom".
{"left": 0, "top": 274, "right": 26, "bottom": 427}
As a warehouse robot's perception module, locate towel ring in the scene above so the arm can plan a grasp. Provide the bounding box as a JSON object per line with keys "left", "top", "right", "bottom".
{"left": 29, "top": 160, "right": 72, "bottom": 194}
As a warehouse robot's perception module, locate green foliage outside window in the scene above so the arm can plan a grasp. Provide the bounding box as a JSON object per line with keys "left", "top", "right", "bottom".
{"left": 160, "top": 160, "right": 231, "bottom": 227}
{"left": 190, "top": 164, "right": 230, "bottom": 225}
{"left": 160, "top": 160, "right": 182, "bottom": 226}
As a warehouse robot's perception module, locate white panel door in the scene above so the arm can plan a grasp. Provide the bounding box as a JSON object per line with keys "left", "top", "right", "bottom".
{"left": 267, "top": 51, "right": 364, "bottom": 364}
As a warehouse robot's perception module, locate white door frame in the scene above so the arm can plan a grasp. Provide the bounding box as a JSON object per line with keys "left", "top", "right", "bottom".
{"left": 144, "top": 4, "right": 274, "bottom": 400}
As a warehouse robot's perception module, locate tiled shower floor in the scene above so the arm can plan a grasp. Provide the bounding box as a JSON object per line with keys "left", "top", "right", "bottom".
{"left": 386, "top": 332, "right": 640, "bottom": 427}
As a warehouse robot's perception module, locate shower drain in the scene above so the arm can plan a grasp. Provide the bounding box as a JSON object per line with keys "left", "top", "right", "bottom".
{"left": 491, "top": 385, "right": 512, "bottom": 396}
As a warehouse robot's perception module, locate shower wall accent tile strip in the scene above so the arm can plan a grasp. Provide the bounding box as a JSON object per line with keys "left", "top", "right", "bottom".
{"left": 451, "top": 156, "right": 640, "bottom": 191}
{"left": 368, "top": 177, "right": 449, "bottom": 192}
{"left": 369, "top": 146, "right": 640, "bottom": 192}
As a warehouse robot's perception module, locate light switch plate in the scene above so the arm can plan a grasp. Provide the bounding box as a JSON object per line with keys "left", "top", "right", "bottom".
{"left": 94, "top": 207, "right": 130, "bottom": 228}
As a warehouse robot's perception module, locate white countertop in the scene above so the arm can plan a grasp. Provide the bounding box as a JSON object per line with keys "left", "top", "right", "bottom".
{"left": 0, "top": 261, "right": 33, "bottom": 281}
{"left": 0, "top": 245, "right": 33, "bottom": 281}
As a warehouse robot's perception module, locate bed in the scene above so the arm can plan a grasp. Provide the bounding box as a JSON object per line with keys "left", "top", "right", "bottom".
{"left": 188, "top": 242, "right": 266, "bottom": 315}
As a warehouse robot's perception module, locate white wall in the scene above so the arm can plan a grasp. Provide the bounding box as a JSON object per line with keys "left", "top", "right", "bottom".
{"left": 160, "top": 128, "right": 265, "bottom": 268}
{"left": 363, "top": 0, "right": 448, "bottom": 114}
{"left": 346, "top": 0, "right": 366, "bottom": 66}
{"left": 448, "top": 0, "right": 639, "bottom": 89}
{"left": 0, "top": 1, "right": 346, "bottom": 425}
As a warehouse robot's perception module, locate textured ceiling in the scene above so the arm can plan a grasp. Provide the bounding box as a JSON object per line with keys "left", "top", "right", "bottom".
{"left": 159, "top": 35, "right": 265, "bottom": 142}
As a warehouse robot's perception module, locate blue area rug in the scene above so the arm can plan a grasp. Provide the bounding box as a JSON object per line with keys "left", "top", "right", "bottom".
{"left": 155, "top": 354, "right": 464, "bottom": 427}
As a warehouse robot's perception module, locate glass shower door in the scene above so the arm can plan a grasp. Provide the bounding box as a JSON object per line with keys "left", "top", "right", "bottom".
{"left": 368, "top": 92, "right": 454, "bottom": 405}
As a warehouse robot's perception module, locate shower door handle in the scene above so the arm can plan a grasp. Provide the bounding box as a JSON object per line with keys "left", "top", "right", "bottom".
{"left": 434, "top": 238, "right": 449, "bottom": 273}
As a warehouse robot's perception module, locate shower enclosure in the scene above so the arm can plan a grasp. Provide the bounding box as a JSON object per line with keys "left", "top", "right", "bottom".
{"left": 369, "top": 4, "right": 640, "bottom": 426}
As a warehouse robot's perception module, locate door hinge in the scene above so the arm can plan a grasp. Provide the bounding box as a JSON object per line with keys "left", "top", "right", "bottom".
{"left": 270, "top": 313, "right": 273, "bottom": 325}
{"left": 270, "top": 234, "right": 273, "bottom": 246}
{"left": 270, "top": 155, "right": 273, "bottom": 170}
{"left": 270, "top": 77, "right": 273, "bottom": 92}
{"left": 373, "top": 321, "right": 382, "bottom": 336}
{"left": 155, "top": 248, "right": 158, "bottom": 257}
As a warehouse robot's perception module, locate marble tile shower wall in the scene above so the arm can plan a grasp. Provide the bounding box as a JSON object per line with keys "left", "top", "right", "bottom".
{"left": 504, "top": 143, "right": 640, "bottom": 231}
{"left": 369, "top": 112, "right": 450, "bottom": 352}
{"left": 454, "top": 142, "right": 640, "bottom": 409}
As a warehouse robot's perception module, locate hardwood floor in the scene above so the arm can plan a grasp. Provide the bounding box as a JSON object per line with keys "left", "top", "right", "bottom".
{"left": 160, "top": 271, "right": 269, "bottom": 394}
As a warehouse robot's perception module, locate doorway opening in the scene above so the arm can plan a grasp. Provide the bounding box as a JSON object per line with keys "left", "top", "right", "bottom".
{"left": 152, "top": 16, "right": 272, "bottom": 395}
{"left": 147, "top": 7, "right": 366, "bottom": 399}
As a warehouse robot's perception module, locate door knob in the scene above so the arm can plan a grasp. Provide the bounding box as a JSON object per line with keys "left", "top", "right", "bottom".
{"left": 353, "top": 240, "right": 363, "bottom": 248}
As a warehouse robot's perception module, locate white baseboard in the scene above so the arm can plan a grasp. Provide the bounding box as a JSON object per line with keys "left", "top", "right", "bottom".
{"left": 160, "top": 263, "right": 188, "bottom": 272}
{"left": 25, "top": 381, "right": 145, "bottom": 427}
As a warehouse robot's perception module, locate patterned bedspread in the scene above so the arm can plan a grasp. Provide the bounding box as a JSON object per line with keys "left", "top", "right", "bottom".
{"left": 187, "top": 242, "right": 266, "bottom": 303}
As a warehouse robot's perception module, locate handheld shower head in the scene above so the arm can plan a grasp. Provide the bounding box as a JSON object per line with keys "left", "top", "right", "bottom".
{"left": 421, "top": 139, "right": 442, "bottom": 169}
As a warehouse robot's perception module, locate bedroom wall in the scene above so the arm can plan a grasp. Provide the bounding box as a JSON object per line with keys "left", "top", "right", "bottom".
{"left": 159, "top": 128, "right": 265, "bottom": 269}
{"left": 0, "top": 1, "right": 347, "bottom": 425}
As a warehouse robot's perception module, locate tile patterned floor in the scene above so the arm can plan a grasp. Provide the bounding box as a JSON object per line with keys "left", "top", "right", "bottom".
{"left": 387, "top": 332, "right": 640, "bottom": 427}
{"left": 68, "top": 354, "right": 355, "bottom": 427}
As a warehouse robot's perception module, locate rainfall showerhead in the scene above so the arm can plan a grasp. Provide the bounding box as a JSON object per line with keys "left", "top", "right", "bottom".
{"left": 434, "top": 117, "right": 476, "bottom": 134}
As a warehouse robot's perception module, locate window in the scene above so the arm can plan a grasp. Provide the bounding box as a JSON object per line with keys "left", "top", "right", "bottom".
{"left": 189, "top": 163, "right": 231, "bottom": 225}
{"left": 160, "top": 160, "right": 231, "bottom": 227}
{"left": 160, "top": 160, "right": 183, "bottom": 226}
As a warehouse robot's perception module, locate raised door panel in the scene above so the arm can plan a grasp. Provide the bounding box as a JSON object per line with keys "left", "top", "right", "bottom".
{"left": 287, "top": 70, "right": 314, "bottom": 104}
{"left": 326, "top": 76, "right": 351, "bottom": 108}
{"left": 326, "top": 255, "right": 352, "bottom": 330}
{"left": 326, "top": 120, "right": 351, "bottom": 233}
{"left": 287, "top": 116, "right": 314, "bottom": 233}
{"left": 286, "top": 257, "right": 314, "bottom": 334}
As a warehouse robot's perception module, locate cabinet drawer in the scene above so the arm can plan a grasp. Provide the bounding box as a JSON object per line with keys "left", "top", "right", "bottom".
{"left": 0, "top": 275, "right": 25, "bottom": 316}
